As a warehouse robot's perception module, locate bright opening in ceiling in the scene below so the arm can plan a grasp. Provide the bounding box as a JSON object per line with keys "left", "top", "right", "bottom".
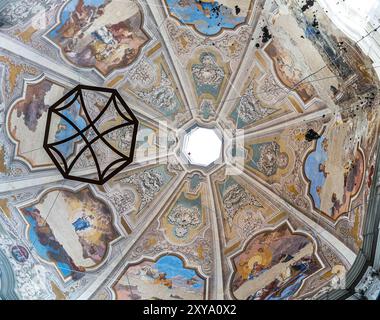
{"left": 182, "top": 127, "right": 222, "bottom": 167}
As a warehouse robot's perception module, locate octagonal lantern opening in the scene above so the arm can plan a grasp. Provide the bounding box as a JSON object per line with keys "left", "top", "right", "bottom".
{"left": 181, "top": 126, "right": 223, "bottom": 167}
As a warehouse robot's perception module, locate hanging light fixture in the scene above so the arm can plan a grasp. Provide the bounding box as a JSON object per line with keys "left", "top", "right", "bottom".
{"left": 43, "top": 85, "right": 139, "bottom": 185}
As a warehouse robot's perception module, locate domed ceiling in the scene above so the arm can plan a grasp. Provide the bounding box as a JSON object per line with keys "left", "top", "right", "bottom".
{"left": 0, "top": 0, "right": 379, "bottom": 300}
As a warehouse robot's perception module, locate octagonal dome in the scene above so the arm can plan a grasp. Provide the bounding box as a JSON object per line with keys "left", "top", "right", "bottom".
{"left": 0, "top": 0, "right": 380, "bottom": 303}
